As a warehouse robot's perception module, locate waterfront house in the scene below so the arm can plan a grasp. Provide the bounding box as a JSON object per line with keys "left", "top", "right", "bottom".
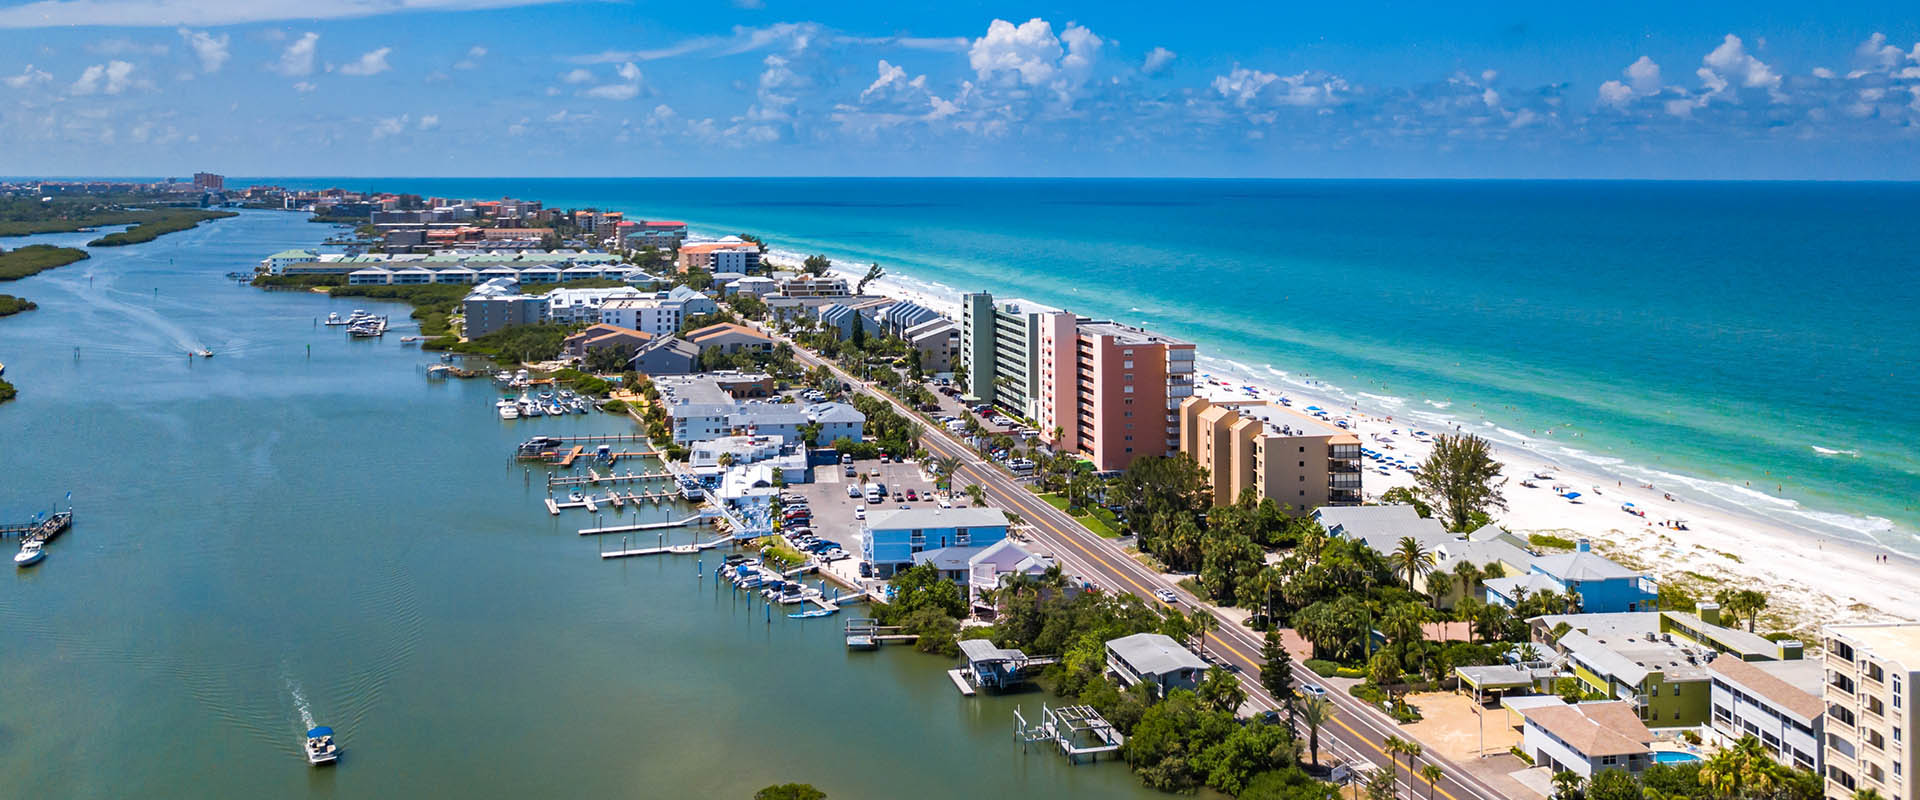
{"left": 517, "top": 265, "right": 561, "bottom": 284}
{"left": 1486, "top": 539, "right": 1657, "bottom": 613}
{"left": 560, "top": 324, "right": 652, "bottom": 361}
{"left": 1706, "top": 654, "right": 1823, "bottom": 773}
{"left": 462, "top": 279, "right": 545, "bottom": 338}
{"left": 347, "top": 267, "right": 392, "bottom": 285}
{"left": 959, "top": 639, "right": 1040, "bottom": 691}
{"left": 560, "top": 265, "right": 603, "bottom": 282}
{"left": 729, "top": 276, "right": 779, "bottom": 297}
{"left": 876, "top": 300, "right": 942, "bottom": 336}
{"left": 391, "top": 266, "right": 435, "bottom": 285}
{"left": 477, "top": 266, "right": 520, "bottom": 283}
{"left": 861, "top": 506, "right": 1009, "bottom": 579}
{"left": 1514, "top": 700, "right": 1654, "bottom": 778}
{"left": 1105, "top": 633, "right": 1207, "bottom": 696}
{"left": 778, "top": 274, "right": 850, "bottom": 298}
{"left": 263, "top": 248, "right": 319, "bottom": 273}
{"left": 967, "top": 539, "right": 1055, "bottom": 612}
{"left": 433, "top": 266, "right": 479, "bottom": 284}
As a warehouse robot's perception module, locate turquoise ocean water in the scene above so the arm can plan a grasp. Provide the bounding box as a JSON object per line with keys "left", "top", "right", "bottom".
{"left": 266, "top": 178, "right": 1920, "bottom": 552}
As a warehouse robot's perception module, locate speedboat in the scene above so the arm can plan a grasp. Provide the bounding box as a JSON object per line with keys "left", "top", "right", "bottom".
{"left": 197, "top": 348, "right": 214, "bottom": 358}
{"left": 497, "top": 401, "right": 519, "bottom": 420}
{"left": 305, "top": 727, "right": 339, "bottom": 766}
{"left": 14, "top": 539, "right": 44, "bottom": 567}
{"left": 324, "top": 312, "right": 345, "bottom": 326}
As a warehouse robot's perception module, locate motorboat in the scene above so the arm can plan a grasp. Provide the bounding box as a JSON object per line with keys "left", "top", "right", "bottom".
{"left": 426, "top": 364, "right": 451, "bottom": 379}
{"left": 305, "top": 727, "right": 340, "bottom": 766}
{"left": 324, "top": 312, "right": 346, "bottom": 325}
{"left": 497, "top": 400, "right": 519, "bottom": 420}
{"left": 14, "top": 539, "right": 44, "bottom": 567}
{"left": 196, "top": 348, "right": 214, "bottom": 358}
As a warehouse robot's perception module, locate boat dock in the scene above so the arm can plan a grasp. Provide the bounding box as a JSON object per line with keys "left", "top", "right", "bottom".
{"left": 1015, "top": 704, "right": 1124, "bottom": 764}
{"left": 578, "top": 514, "right": 703, "bottom": 535}
{"left": 514, "top": 434, "right": 656, "bottom": 463}
{"left": 545, "top": 489, "right": 684, "bottom": 515}
{"left": 546, "top": 468, "right": 673, "bottom": 488}
{"left": 600, "top": 532, "right": 736, "bottom": 559}
{"left": 845, "top": 618, "right": 919, "bottom": 650}
{"left": 1, "top": 510, "right": 71, "bottom": 542}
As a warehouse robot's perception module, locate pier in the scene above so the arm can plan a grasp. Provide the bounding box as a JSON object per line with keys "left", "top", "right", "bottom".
{"left": 600, "top": 532, "right": 735, "bottom": 559}
{"left": 545, "top": 489, "right": 684, "bottom": 515}
{"left": 514, "top": 434, "right": 656, "bottom": 462}
{"left": 1, "top": 510, "right": 71, "bottom": 542}
{"left": 578, "top": 514, "right": 703, "bottom": 536}
{"left": 845, "top": 618, "right": 918, "bottom": 649}
{"left": 546, "top": 468, "right": 673, "bottom": 488}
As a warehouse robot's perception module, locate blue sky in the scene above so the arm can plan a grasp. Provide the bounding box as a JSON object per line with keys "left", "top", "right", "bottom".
{"left": 0, "top": 0, "right": 1916, "bottom": 178}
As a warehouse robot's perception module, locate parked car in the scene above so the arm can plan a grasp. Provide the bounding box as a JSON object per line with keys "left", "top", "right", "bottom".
{"left": 905, "top": 489, "right": 918, "bottom": 501}
{"left": 858, "top": 562, "right": 873, "bottom": 578}
{"left": 840, "top": 453, "right": 854, "bottom": 464}
{"left": 845, "top": 465, "right": 857, "bottom": 477}
{"left": 854, "top": 506, "right": 865, "bottom": 520}
{"left": 847, "top": 484, "right": 862, "bottom": 498}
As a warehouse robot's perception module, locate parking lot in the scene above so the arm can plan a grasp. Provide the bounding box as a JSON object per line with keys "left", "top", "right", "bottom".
{"left": 776, "top": 455, "right": 945, "bottom": 587}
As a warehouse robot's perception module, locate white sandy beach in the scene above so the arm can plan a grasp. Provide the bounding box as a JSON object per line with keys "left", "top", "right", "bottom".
{"left": 767, "top": 250, "right": 1918, "bottom": 635}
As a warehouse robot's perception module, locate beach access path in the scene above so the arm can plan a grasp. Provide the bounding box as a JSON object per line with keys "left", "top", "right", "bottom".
{"left": 775, "top": 325, "right": 1512, "bottom": 800}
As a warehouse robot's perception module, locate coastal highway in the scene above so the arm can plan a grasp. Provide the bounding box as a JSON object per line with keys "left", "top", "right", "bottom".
{"left": 776, "top": 335, "right": 1515, "bottom": 800}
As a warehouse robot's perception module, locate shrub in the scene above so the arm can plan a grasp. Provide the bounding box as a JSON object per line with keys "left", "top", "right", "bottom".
{"left": 0, "top": 245, "right": 89, "bottom": 281}
{"left": 88, "top": 209, "right": 235, "bottom": 246}
{"left": 601, "top": 399, "right": 627, "bottom": 414}
{"left": 0, "top": 377, "right": 15, "bottom": 404}
{"left": 1304, "top": 659, "right": 1341, "bottom": 677}
{"left": 1510, "top": 745, "right": 1534, "bottom": 765}
{"left": 1528, "top": 533, "right": 1578, "bottom": 551}
{"left": 0, "top": 294, "right": 36, "bottom": 316}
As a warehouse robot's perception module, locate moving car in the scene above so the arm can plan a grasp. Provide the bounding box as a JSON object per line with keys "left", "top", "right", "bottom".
{"left": 1300, "top": 683, "right": 1328, "bottom": 699}
{"left": 1153, "top": 588, "right": 1178, "bottom": 604}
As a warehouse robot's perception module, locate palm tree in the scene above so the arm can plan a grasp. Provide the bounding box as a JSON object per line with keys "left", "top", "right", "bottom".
{"left": 1393, "top": 536, "right": 1436, "bottom": 589}
{"left": 1451, "top": 560, "right": 1483, "bottom": 602}
{"left": 1420, "top": 764, "right": 1444, "bottom": 800}
{"left": 1384, "top": 736, "right": 1412, "bottom": 783}
{"left": 1300, "top": 695, "right": 1334, "bottom": 767}
{"left": 1424, "top": 570, "right": 1455, "bottom": 610}
{"left": 1853, "top": 790, "right": 1887, "bottom": 800}
{"left": 964, "top": 484, "right": 986, "bottom": 507}
{"left": 1190, "top": 611, "right": 1219, "bottom": 658}
{"left": 930, "top": 455, "right": 961, "bottom": 492}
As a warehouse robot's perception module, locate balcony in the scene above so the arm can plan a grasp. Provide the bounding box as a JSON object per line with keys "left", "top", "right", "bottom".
{"left": 1330, "top": 475, "right": 1362, "bottom": 490}
{"left": 1330, "top": 462, "right": 1363, "bottom": 474}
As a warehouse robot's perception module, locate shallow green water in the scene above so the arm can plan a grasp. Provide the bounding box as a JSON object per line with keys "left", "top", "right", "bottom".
{"left": 0, "top": 211, "right": 1155, "bottom": 798}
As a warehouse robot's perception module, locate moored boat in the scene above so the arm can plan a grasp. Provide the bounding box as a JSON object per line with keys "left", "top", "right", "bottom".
{"left": 14, "top": 539, "right": 45, "bottom": 567}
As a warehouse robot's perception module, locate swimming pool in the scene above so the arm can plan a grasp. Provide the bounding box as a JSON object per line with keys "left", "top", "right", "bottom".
{"left": 1653, "top": 751, "right": 1702, "bottom": 764}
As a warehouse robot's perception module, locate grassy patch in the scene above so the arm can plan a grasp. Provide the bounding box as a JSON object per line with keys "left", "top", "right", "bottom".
{"left": 0, "top": 245, "right": 89, "bottom": 281}
{"left": 1177, "top": 576, "right": 1206, "bottom": 597}
{"left": 0, "top": 294, "right": 36, "bottom": 316}
{"left": 252, "top": 273, "right": 345, "bottom": 289}
{"left": 87, "top": 209, "right": 235, "bottom": 246}
{"left": 1528, "top": 532, "right": 1578, "bottom": 551}
{"left": 761, "top": 541, "right": 808, "bottom": 569}
{"left": 1037, "top": 492, "right": 1121, "bottom": 538}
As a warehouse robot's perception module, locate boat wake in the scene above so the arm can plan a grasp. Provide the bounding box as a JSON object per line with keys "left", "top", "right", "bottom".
{"left": 288, "top": 677, "right": 317, "bottom": 731}
{"left": 1811, "top": 445, "right": 1860, "bottom": 457}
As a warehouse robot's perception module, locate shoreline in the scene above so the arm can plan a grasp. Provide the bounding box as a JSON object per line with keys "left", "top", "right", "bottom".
{"left": 748, "top": 247, "right": 1917, "bottom": 633}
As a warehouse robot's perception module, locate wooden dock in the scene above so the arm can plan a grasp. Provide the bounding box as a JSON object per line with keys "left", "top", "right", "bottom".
{"left": 845, "top": 618, "right": 918, "bottom": 649}
{"left": 600, "top": 532, "right": 735, "bottom": 559}
{"left": 1, "top": 510, "right": 71, "bottom": 542}
{"left": 947, "top": 669, "right": 977, "bottom": 696}
{"left": 578, "top": 514, "right": 702, "bottom": 535}
{"left": 546, "top": 489, "right": 683, "bottom": 515}
{"left": 547, "top": 469, "right": 673, "bottom": 488}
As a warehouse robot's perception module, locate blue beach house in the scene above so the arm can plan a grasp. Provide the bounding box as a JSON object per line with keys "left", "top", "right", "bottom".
{"left": 1485, "top": 539, "right": 1658, "bottom": 613}
{"left": 862, "top": 507, "right": 1009, "bottom": 579}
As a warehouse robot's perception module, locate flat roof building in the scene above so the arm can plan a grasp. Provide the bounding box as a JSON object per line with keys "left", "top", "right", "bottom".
{"left": 1822, "top": 622, "right": 1920, "bottom": 800}
{"left": 1182, "top": 397, "right": 1363, "bottom": 512}
{"left": 1037, "top": 317, "right": 1196, "bottom": 472}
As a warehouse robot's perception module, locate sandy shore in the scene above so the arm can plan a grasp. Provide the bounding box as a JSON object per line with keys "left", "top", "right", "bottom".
{"left": 767, "top": 252, "right": 1918, "bottom": 636}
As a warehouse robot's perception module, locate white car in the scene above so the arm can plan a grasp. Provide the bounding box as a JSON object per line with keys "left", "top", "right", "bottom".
{"left": 1301, "top": 683, "right": 1328, "bottom": 699}
{"left": 1153, "top": 588, "right": 1178, "bottom": 604}
{"left": 854, "top": 505, "right": 866, "bottom": 520}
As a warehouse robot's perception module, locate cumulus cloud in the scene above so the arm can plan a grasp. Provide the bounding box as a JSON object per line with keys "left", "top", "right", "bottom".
{"left": 1698, "top": 34, "right": 1780, "bottom": 98}
{"left": 453, "top": 45, "right": 486, "bottom": 70}
{"left": 1212, "top": 65, "right": 1347, "bottom": 108}
{"left": 860, "top": 59, "right": 913, "bottom": 102}
{"left": 969, "top": 18, "right": 1063, "bottom": 86}
{"left": 177, "top": 28, "right": 228, "bottom": 73}
{"left": 1142, "top": 46, "right": 1175, "bottom": 76}
{"left": 337, "top": 46, "right": 391, "bottom": 76}
{"left": 561, "top": 68, "right": 592, "bottom": 84}
{"left": 3, "top": 64, "right": 52, "bottom": 88}
{"left": 273, "top": 32, "right": 319, "bottom": 77}
{"left": 292, "top": 80, "right": 315, "bottom": 93}
{"left": 370, "top": 114, "right": 408, "bottom": 139}
{"left": 1598, "top": 56, "right": 1662, "bottom": 108}
{"left": 70, "top": 60, "right": 139, "bottom": 95}
{"left": 417, "top": 114, "right": 439, "bottom": 130}
{"left": 581, "top": 62, "right": 642, "bottom": 100}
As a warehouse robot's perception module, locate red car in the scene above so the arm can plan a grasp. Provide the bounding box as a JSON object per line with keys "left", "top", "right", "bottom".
{"left": 905, "top": 489, "right": 918, "bottom": 501}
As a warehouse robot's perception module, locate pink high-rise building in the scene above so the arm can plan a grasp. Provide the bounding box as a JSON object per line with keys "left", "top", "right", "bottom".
{"left": 1036, "top": 314, "right": 1195, "bottom": 472}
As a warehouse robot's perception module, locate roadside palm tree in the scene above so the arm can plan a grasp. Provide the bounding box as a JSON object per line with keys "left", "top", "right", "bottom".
{"left": 1420, "top": 764, "right": 1444, "bottom": 799}
{"left": 1393, "top": 536, "right": 1436, "bottom": 590}
{"left": 1384, "top": 736, "right": 1412, "bottom": 782}
{"left": 931, "top": 455, "right": 962, "bottom": 491}
{"left": 1300, "top": 695, "right": 1334, "bottom": 767}
{"left": 1190, "top": 611, "right": 1219, "bottom": 658}
{"left": 964, "top": 484, "right": 986, "bottom": 507}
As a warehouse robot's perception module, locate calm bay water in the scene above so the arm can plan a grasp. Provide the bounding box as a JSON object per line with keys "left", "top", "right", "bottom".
{"left": 261, "top": 178, "right": 1920, "bottom": 552}
{"left": 0, "top": 211, "right": 1156, "bottom": 798}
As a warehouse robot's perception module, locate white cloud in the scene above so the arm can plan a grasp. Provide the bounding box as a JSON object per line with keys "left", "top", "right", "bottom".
{"left": 273, "top": 32, "right": 318, "bottom": 77}
{"left": 337, "top": 46, "right": 391, "bottom": 76}
{"left": 1212, "top": 65, "right": 1277, "bottom": 107}
{"left": 292, "top": 80, "right": 315, "bottom": 93}
{"left": 1212, "top": 66, "right": 1347, "bottom": 110}
{"left": 1598, "top": 80, "right": 1635, "bottom": 107}
{"left": 176, "top": 28, "right": 228, "bottom": 73}
{"left": 371, "top": 114, "right": 408, "bottom": 139}
{"left": 0, "top": 0, "right": 569, "bottom": 28}
{"left": 1626, "top": 55, "right": 1661, "bottom": 93}
{"left": 861, "top": 59, "right": 908, "bottom": 102}
{"left": 1142, "top": 46, "right": 1175, "bottom": 76}
{"left": 3, "top": 64, "right": 52, "bottom": 88}
{"left": 417, "top": 114, "right": 439, "bottom": 130}
{"left": 1698, "top": 34, "right": 1780, "bottom": 99}
{"left": 70, "top": 60, "right": 139, "bottom": 95}
{"left": 562, "top": 68, "right": 592, "bottom": 84}
{"left": 1058, "top": 23, "right": 1102, "bottom": 77}
{"left": 1854, "top": 33, "right": 1906, "bottom": 71}
{"left": 969, "top": 18, "right": 1062, "bottom": 85}
{"left": 88, "top": 37, "right": 168, "bottom": 56}
{"left": 580, "top": 62, "right": 642, "bottom": 100}
{"left": 453, "top": 45, "right": 486, "bottom": 70}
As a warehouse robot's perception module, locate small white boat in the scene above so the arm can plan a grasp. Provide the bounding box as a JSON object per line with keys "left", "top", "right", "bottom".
{"left": 305, "top": 726, "right": 339, "bottom": 766}
{"left": 14, "top": 539, "right": 45, "bottom": 567}
{"left": 498, "top": 402, "right": 519, "bottom": 420}
{"left": 324, "top": 312, "right": 346, "bottom": 326}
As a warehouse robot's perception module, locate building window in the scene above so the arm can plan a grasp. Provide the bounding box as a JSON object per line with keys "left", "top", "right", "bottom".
{"left": 1299, "top": 461, "right": 1306, "bottom": 467}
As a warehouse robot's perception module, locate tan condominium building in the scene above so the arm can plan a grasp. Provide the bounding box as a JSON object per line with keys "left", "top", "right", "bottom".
{"left": 1823, "top": 622, "right": 1920, "bottom": 800}
{"left": 1178, "top": 396, "right": 1362, "bottom": 512}
{"left": 1035, "top": 316, "right": 1196, "bottom": 473}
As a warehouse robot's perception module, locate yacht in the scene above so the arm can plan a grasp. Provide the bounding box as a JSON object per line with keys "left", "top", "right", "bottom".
{"left": 14, "top": 539, "right": 44, "bottom": 567}
{"left": 497, "top": 400, "right": 519, "bottom": 420}
{"left": 305, "top": 727, "right": 340, "bottom": 766}
{"left": 324, "top": 312, "right": 346, "bottom": 326}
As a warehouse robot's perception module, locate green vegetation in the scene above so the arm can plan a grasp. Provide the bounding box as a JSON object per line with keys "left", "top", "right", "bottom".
{"left": 552, "top": 368, "right": 612, "bottom": 397}
{"left": 442, "top": 324, "right": 571, "bottom": 363}
{"left": 1542, "top": 735, "right": 1823, "bottom": 800}
{"left": 252, "top": 273, "right": 344, "bottom": 288}
{"left": 0, "top": 377, "right": 15, "bottom": 404}
{"left": 754, "top": 784, "right": 825, "bottom": 800}
{"left": 1528, "top": 532, "right": 1579, "bottom": 551}
{"left": 0, "top": 294, "right": 36, "bottom": 316}
{"left": 760, "top": 540, "right": 809, "bottom": 570}
{"left": 0, "top": 196, "right": 209, "bottom": 237}
{"left": 1413, "top": 433, "right": 1506, "bottom": 531}
{"left": 0, "top": 245, "right": 90, "bottom": 281}
{"left": 1037, "top": 491, "right": 1121, "bottom": 537}
{"left": 87, "top": 209, "right": 235, "bottom": 246}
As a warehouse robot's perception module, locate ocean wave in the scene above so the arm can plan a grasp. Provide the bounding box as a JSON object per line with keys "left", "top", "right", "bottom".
{"left": 1425, "top": 399, "right": 1452, "bottom": 409}
{"left": 1555, "top": 447, "right": 1625, "bottom": 467}
{"left": 1359, "top": 392, "right": 1407, "bottom": 407}
{"left": 1811, "top": 445, "right": 1861, "bottom": 457}
{"left": 1783, "top": 509, "right": 1895, "bottom": 537}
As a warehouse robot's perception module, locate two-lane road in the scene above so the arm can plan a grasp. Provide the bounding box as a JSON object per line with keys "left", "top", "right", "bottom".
{"left": 780, "top": 334, "right": 1513, "bottom": 800}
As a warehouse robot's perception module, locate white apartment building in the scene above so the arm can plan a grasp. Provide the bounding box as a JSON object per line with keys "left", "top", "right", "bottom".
{"left": 1824, "top": 623, "right": 1920, "bottom": 800}
{"left": 600, "top": 297, "right": 679, "bottom": 337}
{"left": 1709, "top": 654, "right": 1825, "bottom": 773}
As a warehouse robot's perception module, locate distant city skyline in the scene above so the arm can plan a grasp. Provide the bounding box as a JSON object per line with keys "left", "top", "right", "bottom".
{"left": 0, "top": 0, "right": 1916, "bottom": 179}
